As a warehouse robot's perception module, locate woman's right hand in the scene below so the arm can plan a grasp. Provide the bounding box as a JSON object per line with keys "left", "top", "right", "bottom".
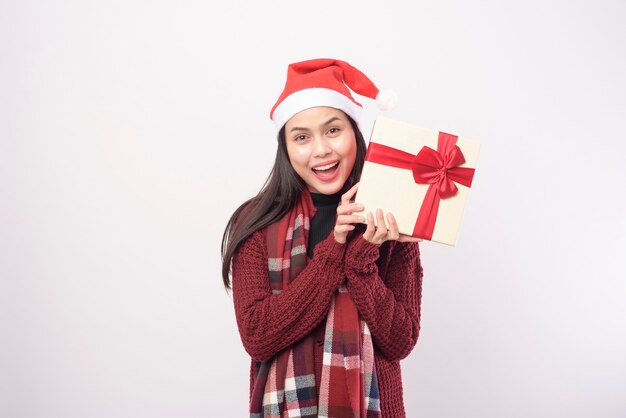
{"left": 334, "top": 182, "right": 424, "bottom": 245}
{"left": 334, "top": 183, "right": 365, "bottom": 244}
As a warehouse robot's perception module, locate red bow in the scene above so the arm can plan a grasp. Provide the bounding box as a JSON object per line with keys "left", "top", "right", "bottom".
{"left": 364, "top": 132, "right": 475, "bottom": 239}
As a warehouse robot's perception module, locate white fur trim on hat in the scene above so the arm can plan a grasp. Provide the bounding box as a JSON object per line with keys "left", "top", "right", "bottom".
{"left": 272, "top": 88, "right": 363, "bottom": 132}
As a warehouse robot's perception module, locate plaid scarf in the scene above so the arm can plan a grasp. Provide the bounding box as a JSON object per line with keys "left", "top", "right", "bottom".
{"left": 249, "top": 190, "right": 380, "bottom": 418}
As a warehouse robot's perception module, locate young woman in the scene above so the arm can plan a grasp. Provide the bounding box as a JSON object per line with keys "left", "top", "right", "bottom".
{"left": 221, "top": 59, "right": 424, "bottom": 417}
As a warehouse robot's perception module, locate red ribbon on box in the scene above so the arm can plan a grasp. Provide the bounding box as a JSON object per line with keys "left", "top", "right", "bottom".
{"left": 365, "top": 132, "right": 475, "bottom": 240}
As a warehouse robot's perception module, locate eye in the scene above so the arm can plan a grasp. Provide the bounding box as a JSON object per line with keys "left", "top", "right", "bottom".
{"left": 327, "top": 127, "right": 341, "bottom": 135}
{"left": 293, "top": 134, "right": 308, "bottom": 142}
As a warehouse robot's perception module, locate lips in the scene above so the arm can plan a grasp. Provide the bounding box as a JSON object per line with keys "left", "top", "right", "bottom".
{"left": 311, "top": 161, "right": 340, "bottom": 179}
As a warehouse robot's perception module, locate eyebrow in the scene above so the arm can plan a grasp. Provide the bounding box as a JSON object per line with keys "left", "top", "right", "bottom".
{"left": 289, "top": 116, "right": 342, "bottom": 133}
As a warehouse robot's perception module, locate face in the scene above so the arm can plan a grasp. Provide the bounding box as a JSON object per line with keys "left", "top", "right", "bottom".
{"left": 284, "top": 107, "right": 357, "bottom": 195}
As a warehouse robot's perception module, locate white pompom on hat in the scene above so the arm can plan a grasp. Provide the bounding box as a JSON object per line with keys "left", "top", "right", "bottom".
{"left": 270, "top": 58, "right": 395, "bottom": 131}
{"left": 375, "top": 89, "right": 398, "bottom": 111}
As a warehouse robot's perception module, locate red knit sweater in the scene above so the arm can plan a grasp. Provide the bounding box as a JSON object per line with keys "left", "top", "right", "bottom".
{"left": 232, "top": 229, "right": 423, "bottom": 417}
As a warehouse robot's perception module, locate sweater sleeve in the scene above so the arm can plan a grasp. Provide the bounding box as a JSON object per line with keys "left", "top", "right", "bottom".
{"left": 344, "top": 235, "right": 423, "bottom": 361}
{"left": 232, "top": 230, "right": 346, "bottom": 362}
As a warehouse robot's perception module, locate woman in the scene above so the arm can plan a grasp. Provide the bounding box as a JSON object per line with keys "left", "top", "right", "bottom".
{"left": 221, "top": 58, "right": 424, "bottom": 417}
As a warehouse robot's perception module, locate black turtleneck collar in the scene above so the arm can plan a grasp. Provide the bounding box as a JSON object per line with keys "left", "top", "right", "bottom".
{"left": 307, "top": 190, "right": 342, "bottom": 259}
{"left": 310, "top": 190, "right": 342, "bottom": 208}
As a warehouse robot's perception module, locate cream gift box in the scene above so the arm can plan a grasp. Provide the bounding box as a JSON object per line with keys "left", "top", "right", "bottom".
{"left": 354, "top": 116, "right": 480, "bottom": 246}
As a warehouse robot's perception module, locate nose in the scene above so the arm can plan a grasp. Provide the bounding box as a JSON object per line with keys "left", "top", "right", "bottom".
{"left": 312, "top": 136, "right": 331, "bottom": 158}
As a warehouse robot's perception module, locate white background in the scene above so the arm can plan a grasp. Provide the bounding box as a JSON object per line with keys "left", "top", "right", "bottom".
{"left": 2, "top": 1, "right": 625, "bottom": 417}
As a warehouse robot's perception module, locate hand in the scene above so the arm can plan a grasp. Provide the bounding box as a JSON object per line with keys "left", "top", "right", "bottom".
{"left": 334, "top": 183, "right": 366, "bottom": 244}
{"left": 363, "top": 208, "right": 424, "bottom": 245}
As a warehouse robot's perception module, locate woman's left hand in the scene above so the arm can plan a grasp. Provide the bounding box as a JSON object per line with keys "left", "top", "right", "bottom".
{"left": 363, "top": 209, "right": 423, "bottom": 245}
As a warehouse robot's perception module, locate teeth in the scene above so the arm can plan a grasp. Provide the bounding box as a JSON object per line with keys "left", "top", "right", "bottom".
{"left": 313, "top": 162, "right": 338, "bottom": 171}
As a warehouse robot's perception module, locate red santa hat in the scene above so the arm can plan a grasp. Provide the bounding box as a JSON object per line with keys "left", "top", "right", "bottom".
{"left": 270, "top": 58, "right": 396, "bottom": 131}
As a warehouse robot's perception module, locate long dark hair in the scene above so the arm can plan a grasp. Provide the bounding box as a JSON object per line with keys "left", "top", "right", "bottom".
{"left": 220, "top": 114, "right": 367, "bottom": 288}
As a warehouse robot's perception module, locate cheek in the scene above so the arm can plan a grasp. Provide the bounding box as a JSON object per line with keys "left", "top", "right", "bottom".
{"left": 286, "top": 145, "right": 309, "bottom": 170}
{"left": 341, "top": 136, "right": 357, "bottom": 169}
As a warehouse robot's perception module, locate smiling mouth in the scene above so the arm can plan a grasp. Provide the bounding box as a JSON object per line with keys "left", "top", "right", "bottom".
{"left": 312, "top": 161, "right": 339, "bottom": 177}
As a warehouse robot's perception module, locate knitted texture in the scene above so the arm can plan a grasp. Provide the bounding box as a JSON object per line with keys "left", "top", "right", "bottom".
{"left": 248, "top": 190, "right": 379, "bottom": 417}
{"left": 232, "top": 229, "right": 423, "bottom": 417}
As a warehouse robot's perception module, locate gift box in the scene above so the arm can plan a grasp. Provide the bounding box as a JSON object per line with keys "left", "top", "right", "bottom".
{"left": 354, "top": 116, "right": 480, "bottom": 246}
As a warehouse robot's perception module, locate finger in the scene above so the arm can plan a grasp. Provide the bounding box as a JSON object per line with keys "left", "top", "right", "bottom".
{"left": 386, "top": 213, "right": 400, "bottom": 241}
{"left": 398, "top": 235, "right": 424, "bottom": 243}
{"left": 336, "top": 202, "right": 365, "bottom": 216}
{"left": 334, "top": 224, "right": 356, "bottom": 244}
{"left": 376, "top": 208, "right": 389, "bottom": 230}
{"left": 336, "top": 214, "right": 366, "bottom": 225}
{"left": 334, "top": 224, "right": 356, "bottom": 233}
{"left": 341, "top": 182, "right": 360, "bottom": 205}
{"left": 373, "top": 208, "right": 389, "bottom": 242}
{"left": 363, "top": 211, "right": 376, "bottom": 241}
